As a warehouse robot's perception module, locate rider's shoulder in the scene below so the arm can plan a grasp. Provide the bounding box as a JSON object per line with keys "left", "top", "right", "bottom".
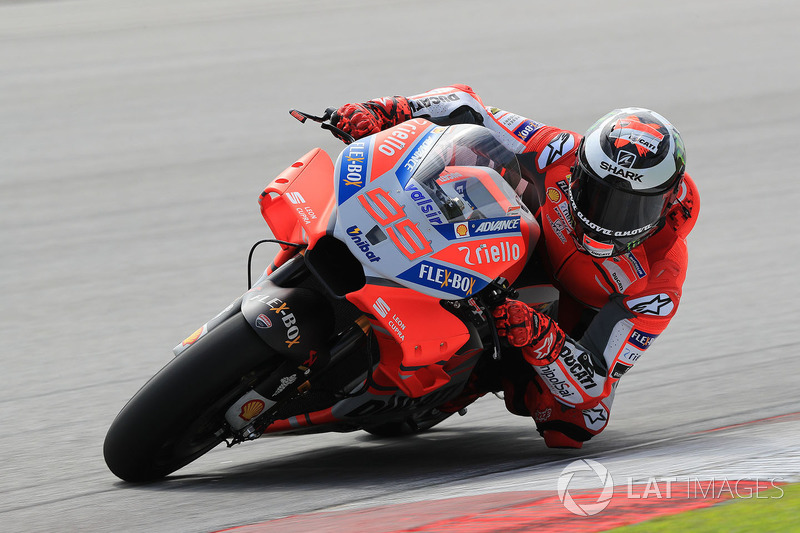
{"left": 638, "top": 228, "right": 689, "bottom": 292}
{"left": 640, "top": 171, "right": 699, "bottom": 270}
{"left": 523, "top": 127, "right": 582, "bottom": 173}
{"left": 666, "top": 172, "right": 700, "bottom": 239}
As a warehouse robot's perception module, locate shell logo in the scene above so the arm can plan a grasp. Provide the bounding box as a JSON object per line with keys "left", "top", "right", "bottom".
{"left": 455, "top": 222, "right": 470, "bottom": 238}
{"left": 547, "top": 187, "right": 562, "bottom": 203}
{"left": 239, "top": 399, "right": 266, "bottom": 421}
{"left": 181, "top": 326, "right": 204, "bottom": 347}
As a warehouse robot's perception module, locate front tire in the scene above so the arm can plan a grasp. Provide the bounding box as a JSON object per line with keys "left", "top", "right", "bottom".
{"left": 103, "top": 313, "right": 277, "bottom": 482}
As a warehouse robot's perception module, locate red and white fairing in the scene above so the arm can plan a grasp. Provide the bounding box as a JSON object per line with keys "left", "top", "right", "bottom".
{"left": 332, "top": 119, "right": 538, "bottom": 301}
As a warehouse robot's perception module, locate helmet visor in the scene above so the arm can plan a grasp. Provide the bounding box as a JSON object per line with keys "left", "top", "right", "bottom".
{"left": 571, "top": 163, "right": 672, "bottom": 233}
{"left": 569, "top": 162, "right": 673, "bottom": 256}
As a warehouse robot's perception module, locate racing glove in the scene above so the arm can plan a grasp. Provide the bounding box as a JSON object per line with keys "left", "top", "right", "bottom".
{"left": 331, "top": 96, "right": 413, "bottom": 142}
{"left": 493, "top": 300, "right": 566, "bottom": 366}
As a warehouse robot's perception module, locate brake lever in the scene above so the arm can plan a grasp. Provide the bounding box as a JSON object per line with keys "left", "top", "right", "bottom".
{"left": 289, "top": 107, "right": 355, "bottom": 144}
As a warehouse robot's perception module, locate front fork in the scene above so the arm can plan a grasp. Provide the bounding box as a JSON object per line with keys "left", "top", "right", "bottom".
{"left": 228, "top": 254, "right": 374, "bottom": 440}
{"left": 223, "top": 316, "right": 372, "bottom": 439}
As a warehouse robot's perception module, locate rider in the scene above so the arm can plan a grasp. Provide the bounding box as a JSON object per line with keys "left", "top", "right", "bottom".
{"left": 330, "top": 85, "right": 699, "bottom": 449}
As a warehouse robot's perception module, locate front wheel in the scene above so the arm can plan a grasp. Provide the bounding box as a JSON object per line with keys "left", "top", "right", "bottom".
{"left": 103, "top": 313, "right": 277, "bottom": 482}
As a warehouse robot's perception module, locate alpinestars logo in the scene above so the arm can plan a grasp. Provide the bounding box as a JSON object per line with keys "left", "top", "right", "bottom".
{"left": 583, "top": 406, "right": 608, "bottom": 426}
{"left": 530, "top": 331, "right": 556, "bottom": 361}
{"left": 537, "top": 132, "right": 575, "bottom": 170}
{"left": 627, "top": 293, "right": 674, "bottom": 316}
{"left": 610, "top": 115, "right": 665, "bottom": 156}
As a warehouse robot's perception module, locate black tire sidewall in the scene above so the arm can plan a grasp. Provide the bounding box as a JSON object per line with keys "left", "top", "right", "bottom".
{"left": 103, "top": 313, "right": 276, "bottom": 482}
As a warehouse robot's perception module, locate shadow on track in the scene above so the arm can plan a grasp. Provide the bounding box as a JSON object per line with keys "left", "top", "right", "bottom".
{"left": 116, "top": 424, "right": 589, "bottom": 493}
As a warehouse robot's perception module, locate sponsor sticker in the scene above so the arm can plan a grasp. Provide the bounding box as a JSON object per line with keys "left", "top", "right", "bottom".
{"left": 619, "top": 345, "right": 643, "bottom": 366}
{"left": 248, "top": 295, "right": 302, "bottom": 348}
{"left": 239, "top": 399, "right": 266, "bottom": 421}
{"left": 273, "top": 374, "right": 297, "bottom": 396}
{"left": 599, "top": 160, "right": 644, "bottom": 183}
{"left": 582, "top": 405, "right": 609, "bottom": 430}
{"left": 628, "top": 329, "right": 658, "bottom": 350}
{"left": 286, "top": 191, "right": 305, "bottom": 204}
{"left": 626, "top": 293, "right": 675, "bottom": 316}
{"left": 616, "top": 150, "right": 637, "bottom": 168}
{"left": 513, "top": 119, "right": 542, "bottom": 142}
{"left": 457, "top": 240, "right": 521, "bottom": 265}
{"left": 454, "top": 222, "right": 470, "bottom": 238}
{"left": 537, "top": 132, "right": 575, "bottom": 170}
{"left": 546, "top": 213, "right": 568, "bottom": 244}
{"left": 622, "top": 252, "right": 647, "bottom": 279}
{"left": 397, "top": 260, "right": 487, "bottom": 297}
{"left": 474, "top": 217, "right": 521, "bottom": 235}
{"left": 404, "top": 181, "right": 446, "bottom": 225}
{"left": 609, "top": 115, "right": 664, "bottom": 156}
{"left": 582, "top": 234, "right": 614, "bottom": 257}
{"left": 347, "top": 225, "right": 381, "bottom": 263}
{"left": 611, "top": 326, "right": 658, "bottom": 374}
{"left": 373, "top": 297, "right": 390, "bottom": 318}
{"left": 181, "top": 326, "right": 204, "bottom": 347}
{"left": 338, "top": 139, "right": 371, "bottom": 204}
{"left": 537, "top": 361, "right": 583, "bottom": 404}
{"left": 395, "top": 128, "right": 447, "bottom": 187}
{"left": 255, "top": 314, "right": 273, "bottom": 329}
{"left": 285, "top": 191, "right": 318, "bottom": 225}
{"left": 432, "top": 216, "right": 522, "bottom": 240}
{"left": 610, "top": 361, "right": 632, "bottom": 379}
{"left": 376, "top": 121, "right": 422, "bottom": 157}
{"left": 409, "top": 93, "right": 461, "bottom": 113}
{"left": 602, "top": 259, "right": 633, "bottom": 292}
{"left": 557, "top": 201, "right": 574, "bottom": 230}
{"left": 561, "top": 347, "right": 598, "bottom": 391}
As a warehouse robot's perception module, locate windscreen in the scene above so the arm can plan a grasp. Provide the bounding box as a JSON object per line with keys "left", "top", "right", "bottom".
{"left": 405, "top": 125, "right": 524, "bottom": 223}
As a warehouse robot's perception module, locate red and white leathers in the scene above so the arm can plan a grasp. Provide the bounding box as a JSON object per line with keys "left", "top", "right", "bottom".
{"left": 405, "top": 85, "right": 700, "bottom": 447}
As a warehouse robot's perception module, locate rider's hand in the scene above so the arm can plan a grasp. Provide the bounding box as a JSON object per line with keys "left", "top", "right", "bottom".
{"left": 493, "top": 300, "right": 565, "bottom": 366}
{"left": 331, "top": 103, "right": 382, "bottom": 142}
{"left": 330, "top": 96, "right": 413, "bottom": 143}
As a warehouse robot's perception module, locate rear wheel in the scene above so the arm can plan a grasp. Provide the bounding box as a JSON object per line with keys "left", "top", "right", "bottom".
{"left": 103, "top": 313, "right": 278, "bottom": 482}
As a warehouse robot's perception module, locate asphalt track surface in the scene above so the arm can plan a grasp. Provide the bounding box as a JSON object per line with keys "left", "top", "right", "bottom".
{"left": 2, "top": 1, "right": 799, "bottom": 531}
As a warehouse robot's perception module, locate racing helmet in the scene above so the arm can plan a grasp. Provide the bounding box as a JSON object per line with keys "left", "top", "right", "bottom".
{"left": 569, "top": 107, "right": 686, "bottom": 257}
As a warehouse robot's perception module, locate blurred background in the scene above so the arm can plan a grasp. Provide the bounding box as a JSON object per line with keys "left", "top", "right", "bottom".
{"left": 1, "top": 1, "right": 798, "bottom": 531}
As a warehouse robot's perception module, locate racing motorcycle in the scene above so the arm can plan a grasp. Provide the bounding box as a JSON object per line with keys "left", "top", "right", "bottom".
{"left": 103, "top": 109, "right": 554, "bottom": 483}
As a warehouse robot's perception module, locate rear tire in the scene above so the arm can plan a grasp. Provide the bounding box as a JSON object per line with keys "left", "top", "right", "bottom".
{"left": 103, "top": 313, "right": 277, "bottom": 482}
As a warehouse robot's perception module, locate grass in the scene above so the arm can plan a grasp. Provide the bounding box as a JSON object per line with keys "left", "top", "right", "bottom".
{"left": 609, "top": 482, "right": 800, "bottom": 532}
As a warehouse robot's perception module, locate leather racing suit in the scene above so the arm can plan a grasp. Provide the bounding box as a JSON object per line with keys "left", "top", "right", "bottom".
{"left": 339, "top": 84, "right": 700, "bottom": 447}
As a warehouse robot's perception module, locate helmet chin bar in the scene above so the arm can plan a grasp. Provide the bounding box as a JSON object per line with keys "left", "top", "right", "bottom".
{"left": 570, "top": 215, "right": 665, "bottom": 258}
